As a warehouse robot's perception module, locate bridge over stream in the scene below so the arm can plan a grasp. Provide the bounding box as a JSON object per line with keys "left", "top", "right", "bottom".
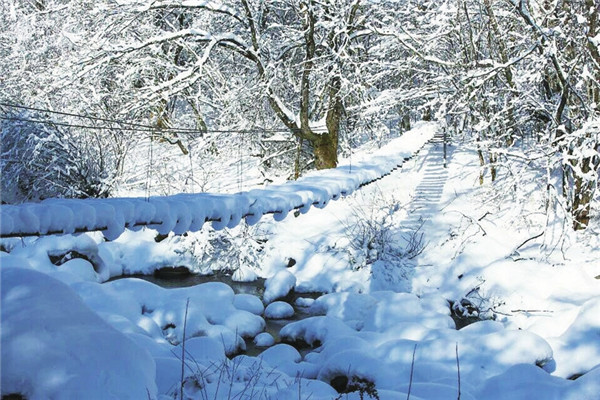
{"left": 0, "top": 123, "right": 439, "bottom": 239}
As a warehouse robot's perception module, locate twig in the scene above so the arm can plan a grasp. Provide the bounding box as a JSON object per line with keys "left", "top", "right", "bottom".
{"left": 406, "top": 343, "right": 417, "bottom": 400}
{"left": 445, "top": 210, "right": 487, "bottom": 236}
{"left": 456, "top": 342, "right": 461, "bottom": 400}
{"left": 181, "top": 298, "right": 190, "bottom": 400}
{"left": 477, "top": 211, "right": 491, "bottom": 221}
{"left": 513, "top": 231, "right": 544, "bottom": 253}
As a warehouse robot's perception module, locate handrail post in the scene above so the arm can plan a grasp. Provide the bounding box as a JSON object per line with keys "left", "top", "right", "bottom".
{"left": 443, "top": 127, "right": 448, "bottom": 168}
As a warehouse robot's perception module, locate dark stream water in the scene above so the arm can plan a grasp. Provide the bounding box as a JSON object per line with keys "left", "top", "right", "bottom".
{"left": 108, "top": 270, "right": 323, "bottom": 356}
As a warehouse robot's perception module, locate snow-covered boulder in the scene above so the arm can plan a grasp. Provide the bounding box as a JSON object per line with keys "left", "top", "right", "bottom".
{"left": 1, "top": 267, "right": 157, "bottom": 399}
{"left": 263, "top": 270, "right": 296, "bottom": 304}
{"left": 265, "top": 301, "right": 295, "bottom": 319}
{"left": 234, "top": 293, "right": 265, "bottom": 315}
{"left": 254, "top": 332, "right": 275, "bottom": 347}
{"left": 295, "top": 297, "right": 315, "bottom": 307}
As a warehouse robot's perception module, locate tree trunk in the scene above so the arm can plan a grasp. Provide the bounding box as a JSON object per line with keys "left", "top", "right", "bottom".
{"left": 572, "top": 175, "right": 593, "bottom": 230}
{"left": 401, "top": 114, "right": 411, "bottom": 132}
{"left": 312, "top": 134, "right": 338, "bottom": 170}
{"left": 571, "top": 155, "right": 594, "bottom": 230}
{"left": 294, "top": 136, "right": 304, "bottom": 179}
{"left": 489, "top": 152, "right": 497, "bottom": 182}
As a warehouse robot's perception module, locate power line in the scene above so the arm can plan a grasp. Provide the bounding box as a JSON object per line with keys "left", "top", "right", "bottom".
{"left": 0, "top": 102, "right": 294, "bottom": 135}
{"left": 0, "top": 115, "right": 163, "bottom": 134}
{"left": 1, "top": 102, "right": 165, "bottom": 130}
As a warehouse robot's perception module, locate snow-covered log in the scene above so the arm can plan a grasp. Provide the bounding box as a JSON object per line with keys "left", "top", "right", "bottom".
{"left": 0, "top": 123, "right": 438, "bottom": 239}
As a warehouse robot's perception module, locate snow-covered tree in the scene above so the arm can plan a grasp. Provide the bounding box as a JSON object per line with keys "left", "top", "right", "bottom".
{"left": 81, "top": 0, "right": 408, "bottom": 170}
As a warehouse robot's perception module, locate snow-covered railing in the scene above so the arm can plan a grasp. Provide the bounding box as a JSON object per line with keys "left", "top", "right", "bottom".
{"left": 0, "top": 122, "right": 438, "bottom": 239}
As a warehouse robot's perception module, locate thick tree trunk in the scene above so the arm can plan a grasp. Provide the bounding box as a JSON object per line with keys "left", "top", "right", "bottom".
{"left": 571, "top": 156, "right": 594, "bottom": 230}
{"left": 312, "top": 134, "right": 338, "bottom": 170}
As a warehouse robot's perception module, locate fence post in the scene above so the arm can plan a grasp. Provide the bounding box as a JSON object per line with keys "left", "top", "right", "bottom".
{"left": 443, "top": 127, "right": 448, "bottom": 168}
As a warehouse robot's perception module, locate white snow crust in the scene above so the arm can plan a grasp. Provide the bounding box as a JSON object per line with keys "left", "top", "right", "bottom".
{"left": 2, "top": 122, "right": 600, "bottom": 399}
{"left": 264, "top": 301, "right": 295, "bottom": 319}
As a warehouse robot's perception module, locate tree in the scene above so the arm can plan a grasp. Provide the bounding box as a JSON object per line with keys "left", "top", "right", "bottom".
{"left": 83, "top": 0, "right": 403, "bottom": 170}
{"left": 505, "top": 0, "right": 600, "bottom": 229}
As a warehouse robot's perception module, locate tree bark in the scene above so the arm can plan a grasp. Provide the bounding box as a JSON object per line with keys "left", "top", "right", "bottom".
{"left": 313, "top": 134, "right": 338, "bottom": 170}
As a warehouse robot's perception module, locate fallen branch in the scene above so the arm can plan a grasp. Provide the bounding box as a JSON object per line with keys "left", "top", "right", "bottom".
{"left": 512, "top": 231, "right": 545, "bottom": 256}
{"left": 511, "top": 309, "right": 554, "bottom": 314}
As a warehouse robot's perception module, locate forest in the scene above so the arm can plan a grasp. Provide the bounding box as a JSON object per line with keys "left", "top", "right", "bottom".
{"left": 1, "top": 1, "right": 600, "bottom": 399}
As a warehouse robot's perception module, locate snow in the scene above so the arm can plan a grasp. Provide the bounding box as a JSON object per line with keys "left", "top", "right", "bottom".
{"left": 263, "top": 269, "right": 297, "bottom": 304}
{"left": 296, "top": 297, "right": 315, "bottom": 307}
{"left": 1, "top": 267, "right": 157, "bottom": 399}
{"left": 233, "top": 293, "right": 265, "bottom": 315}
{"left": 549, "top": 297, "right": 600, "bottom": 377}
{"left": 2, "top": 122, "right": 600, "bottom": 399}
{"left": 264, "top": 301, "right": 295, "bottom": 319}
{"left": 253, "top": 332, "right": 275, "bottom": 347}
{"left": 0, "top": 122, "right": 437, "bottom": 239}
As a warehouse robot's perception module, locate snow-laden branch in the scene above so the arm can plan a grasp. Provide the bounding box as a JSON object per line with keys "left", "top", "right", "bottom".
{"left": 107, "top": 28, "right": 213, "bottom": 53}
{"left": 147, "top": 38, "right": 219, "bottom": 97}
{"left": 462, "top": 43, "right": 539, "bottom": 84}
{"left": 142, "top": 0, "right": 245, "bottom": 24}
{"left": 369, "top": 25, "right": 457, "bottom": 68}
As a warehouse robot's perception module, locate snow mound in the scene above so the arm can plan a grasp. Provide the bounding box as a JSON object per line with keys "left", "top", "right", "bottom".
{"left": 264, "top": 301, "right": 295, "bottom": 319}
{"left": 263, "top": 269, "right": 297, "bottom": 304}
{"left": 296, "top": 297, "right": 315, "bottom": 307}
{"left": 254, "top": 332, "right": 275, "bottom": 347}
{"left": 1, "top": 267, "right": 157, "bottom": 399}
{"left": 550, "top": 297, "right": 600, "bottom": 378}
{"left": 233, "top": 293, "right": 265, "bottom": 315}
{"left": 281, "top": 292, "right": 556, "bottom": 398}
{"left": 75, "top": 278, "right": 265, "bottom": 355}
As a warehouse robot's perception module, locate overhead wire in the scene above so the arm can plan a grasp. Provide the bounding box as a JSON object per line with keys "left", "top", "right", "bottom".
{"left": 0, "top": 102, "right": 294, "bottom": 135}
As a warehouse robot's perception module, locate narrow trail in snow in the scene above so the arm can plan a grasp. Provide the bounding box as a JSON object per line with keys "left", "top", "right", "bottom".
{"left": 399, "top": 131, "right": 450, "bottom": 235}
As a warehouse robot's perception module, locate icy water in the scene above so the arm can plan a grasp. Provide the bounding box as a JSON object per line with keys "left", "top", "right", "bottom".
{"left": 108, "top": 271, "right": 322, "bottom": 356}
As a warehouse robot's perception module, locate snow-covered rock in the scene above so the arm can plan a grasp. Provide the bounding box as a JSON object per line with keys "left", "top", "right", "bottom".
{"left": 264, "top": 301, "right": 295, "bottom": 319}
{"left": 253, "top": 332, "right": 275, "bottom": 347}
{"left": 295, "top": 297, "right": 315, "bottom": 307}
{"left": 263, "top": 269, "right": 296, "bottom": 304}
{"left": 233, "top": 293, "right": 265, "bottom": 315}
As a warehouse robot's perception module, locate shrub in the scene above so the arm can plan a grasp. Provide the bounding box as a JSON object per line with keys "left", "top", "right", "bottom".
{"left": 1, "top": 110, "right": 114, "bottom": 203}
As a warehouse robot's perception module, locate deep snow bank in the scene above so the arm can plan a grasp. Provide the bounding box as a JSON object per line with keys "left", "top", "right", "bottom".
{"left": 0, "top": 267, "right": 157, "bottom": 399}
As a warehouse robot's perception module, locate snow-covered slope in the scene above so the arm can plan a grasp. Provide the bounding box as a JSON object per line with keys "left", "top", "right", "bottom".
{"left": 1, "top": 123, "right": 600, "bottom": 400}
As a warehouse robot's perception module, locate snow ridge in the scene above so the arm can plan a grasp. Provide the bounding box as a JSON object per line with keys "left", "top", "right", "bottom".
{"left": 0, "top": 123, "right": 438, "bottom": 239}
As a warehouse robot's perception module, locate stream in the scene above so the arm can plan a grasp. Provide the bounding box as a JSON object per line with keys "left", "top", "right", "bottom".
{"left": 108, "top": 269, "right": 323, "bottom": 357}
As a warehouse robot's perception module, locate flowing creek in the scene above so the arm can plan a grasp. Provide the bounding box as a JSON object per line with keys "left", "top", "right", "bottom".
{"left": 107, "top": 270, "right": 323, "bottom": 357}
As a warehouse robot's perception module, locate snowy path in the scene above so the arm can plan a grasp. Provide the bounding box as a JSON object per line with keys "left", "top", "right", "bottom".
{"left": 260, "top": 129, "right": 452, "bottom": 293}
{"left": 398, "top": 131, "right": 450, "bottom": 235}
{"left": 0, "top": 123, "right": 438, "bottom": 239}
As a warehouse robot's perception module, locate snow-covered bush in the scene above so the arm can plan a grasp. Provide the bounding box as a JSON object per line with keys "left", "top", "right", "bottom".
{"left": 343, "top": 191, "right": 425, "bottom": 271}
{"left": 181, "top": 223, "right": 267, "bottom": 280}
{"left": 0, "top": 111, "right": 114, "bottom": 203}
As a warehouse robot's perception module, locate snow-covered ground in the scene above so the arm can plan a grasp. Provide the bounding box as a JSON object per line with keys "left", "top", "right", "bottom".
{"left": 2, "top": 123, "right": 600, "bottom": 399}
